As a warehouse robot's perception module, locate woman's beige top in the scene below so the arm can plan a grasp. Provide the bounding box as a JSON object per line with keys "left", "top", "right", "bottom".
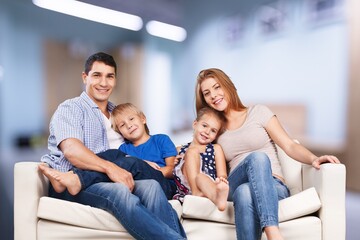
{"left": 217, "top": 104, "right": 284, "bottom": 179}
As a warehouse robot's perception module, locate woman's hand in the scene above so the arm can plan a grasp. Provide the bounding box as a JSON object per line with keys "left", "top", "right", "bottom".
{"left": 312, "top": 155, "right": 341, "bottom": 169}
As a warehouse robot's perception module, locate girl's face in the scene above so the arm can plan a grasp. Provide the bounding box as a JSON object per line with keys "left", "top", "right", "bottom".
{"left": 113, "top": 109, "right": 146, "bottom": 142}
{"left": 192, "top": 113, "right": 221, "bottom": 145}
{"left": 200, "top": 77, "right": 228, "bottom": 112}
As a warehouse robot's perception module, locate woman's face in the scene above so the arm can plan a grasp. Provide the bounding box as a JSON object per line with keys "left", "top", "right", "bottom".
{"left": 200, "top": 77, "right": 228, "bottom": 112}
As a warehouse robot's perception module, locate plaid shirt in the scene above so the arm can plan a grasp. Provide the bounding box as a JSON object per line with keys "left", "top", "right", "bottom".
{"left": 41, "top": 92, "right": 116, "bottom": 172}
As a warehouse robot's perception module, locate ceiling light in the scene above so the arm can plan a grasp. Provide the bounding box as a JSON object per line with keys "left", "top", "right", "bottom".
{"left": 146, "top": 20, "right": 187, "bottom": 42}
{"left": 32, "top": 0, "right": 143, "bottom": 31}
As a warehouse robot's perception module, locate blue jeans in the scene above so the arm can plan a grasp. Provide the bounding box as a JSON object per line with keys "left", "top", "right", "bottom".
{"left": 49, "top": 179, "right": 186, "bottom": 240}
{"left": 227, "top": 152, "right": 290, "bottom": 240}
{"left": 73, "top": 149, "right": 177, "bottom": 200}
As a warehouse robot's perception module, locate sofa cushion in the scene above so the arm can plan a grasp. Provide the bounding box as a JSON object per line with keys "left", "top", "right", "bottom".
{"left": 182, "top": 216, "right": 321, "bottom": 240}
{"left": 276, "top": 142, "right": 303, "bottom": 195}
{"left": 37, "top": 197, "right": 182, "bottom": 232}
{"left": 182, "top": 187, "right": 321, "bottom": 224}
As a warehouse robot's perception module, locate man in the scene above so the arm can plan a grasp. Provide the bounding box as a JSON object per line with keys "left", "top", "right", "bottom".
{"left": 40, "top": 52, "right": 186, "bottom": 240}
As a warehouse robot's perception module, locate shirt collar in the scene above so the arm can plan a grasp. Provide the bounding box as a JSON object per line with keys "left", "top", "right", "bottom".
{"left": 80, "top": 91, "right": 116, "bottom": 112}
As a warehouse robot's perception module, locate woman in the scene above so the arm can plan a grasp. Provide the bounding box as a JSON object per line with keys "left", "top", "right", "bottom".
{"left": 195, "top": 68, "right": 340, "bottom": 240}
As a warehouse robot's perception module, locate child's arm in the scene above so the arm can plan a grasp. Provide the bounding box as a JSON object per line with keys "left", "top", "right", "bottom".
{"left": 159, "top": 156, "right": 176, "bottom": 178}
{"left": 213, "top": 144, "right": 227, "bottom": 179}
{"left": 174, "top": 146, "right": 184, "bottom": 165}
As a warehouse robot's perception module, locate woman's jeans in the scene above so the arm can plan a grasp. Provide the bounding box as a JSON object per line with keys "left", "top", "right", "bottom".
{"left": 227, "top": 152, "right": 290, "bottom": 240}
{"left": 72, "top": 149, "right": 177, "bottom": 200}
{"left": 49, "top": 179, "right": 186, "bottom": 240}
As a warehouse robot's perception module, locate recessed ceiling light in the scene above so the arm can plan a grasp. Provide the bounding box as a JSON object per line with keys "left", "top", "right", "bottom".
{"left": 32, "top": 0, "right": 143, "bottom": 31}
{"left": 146, "top": 20, "right": 187, "bottom": 42}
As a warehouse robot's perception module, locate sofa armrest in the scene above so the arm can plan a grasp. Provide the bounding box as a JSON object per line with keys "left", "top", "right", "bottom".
{"left": 302, "top": 163, "right": 346, "bottom": 240}
{"left": 14, "top": 162, "right": 49, "bottom": 240}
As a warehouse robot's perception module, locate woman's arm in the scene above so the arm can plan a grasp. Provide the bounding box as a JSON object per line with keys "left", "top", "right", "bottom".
{"left": 265, "top": 116, "right": 340, "bottom": 169}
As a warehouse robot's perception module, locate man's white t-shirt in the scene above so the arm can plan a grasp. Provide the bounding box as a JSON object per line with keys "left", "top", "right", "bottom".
{"left": 103, "top": 114, "right": 124, "bottom": 149}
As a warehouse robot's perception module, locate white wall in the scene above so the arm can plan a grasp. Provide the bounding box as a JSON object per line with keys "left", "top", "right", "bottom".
{"left": 174, "top": 0, "right": 348, "bottom": 142}
{"left": 143, "top": 49, "right": 172, "bottom": 134}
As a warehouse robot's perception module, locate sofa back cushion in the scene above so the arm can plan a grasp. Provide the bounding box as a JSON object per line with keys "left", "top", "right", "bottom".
{"left": 276, "top": 143, "right": 303, "bottom": 195}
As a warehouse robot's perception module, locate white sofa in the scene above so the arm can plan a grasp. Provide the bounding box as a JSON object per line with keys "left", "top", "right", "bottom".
{"left": 14, "top": 145, "right": 346, "bottom": 240}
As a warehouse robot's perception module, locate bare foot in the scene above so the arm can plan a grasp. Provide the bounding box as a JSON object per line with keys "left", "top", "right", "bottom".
{"left": 215, "top": 177, "right": 229, "bottom": 211}
{"left": 38, "top": 164, "right": 82, "bottom": 195}
{"left": 56, "top": 171, "right": 82, "bottom": 195}
{"left": 264, "top": 226, "right": 284, "bottom": 240}
{"left": 38, "top": 164, "right": 66, "bottom": 193}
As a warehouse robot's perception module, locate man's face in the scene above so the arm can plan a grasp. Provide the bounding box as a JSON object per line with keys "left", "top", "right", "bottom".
{"left": 82, "top": 61, "right": 116, "bottom": 105}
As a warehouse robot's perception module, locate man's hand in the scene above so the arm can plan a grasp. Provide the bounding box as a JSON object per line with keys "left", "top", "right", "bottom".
{"left": 105, "top": 162, "right": 135, "bottom": 192}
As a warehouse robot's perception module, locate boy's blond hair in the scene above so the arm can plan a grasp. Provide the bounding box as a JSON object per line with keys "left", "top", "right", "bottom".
{"left": 111, "top": 103, "right": 150, "bottom": 135}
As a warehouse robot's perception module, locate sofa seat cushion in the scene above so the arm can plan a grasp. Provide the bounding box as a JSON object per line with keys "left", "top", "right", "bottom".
{"left": 182, "top": 216, "right": 321, "bottom": 240}
{"left": 37, "top": 219, "right": 133, "bottom": 240}
{"left": 37, "top": 197, "right": 182, "bottom": 232}
{"left": 182, "top": 187, "right": 321, "bottom": 224}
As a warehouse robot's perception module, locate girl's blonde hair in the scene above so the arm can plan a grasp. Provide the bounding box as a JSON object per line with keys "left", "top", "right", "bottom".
{"left": 111, "top": 103, "right": 150, "bottom": 135}
{"left": 195, "top": 68, "right": 246, "bottom": 114}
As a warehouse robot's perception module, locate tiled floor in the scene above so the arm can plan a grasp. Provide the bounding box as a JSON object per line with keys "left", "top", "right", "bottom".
{"left": 346, "top": 191, "right": 360, "bottom": 240}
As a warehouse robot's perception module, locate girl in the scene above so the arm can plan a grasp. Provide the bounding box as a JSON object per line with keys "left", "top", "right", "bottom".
{"left": 173, "top": 107, "right": 229, "bottom": 211}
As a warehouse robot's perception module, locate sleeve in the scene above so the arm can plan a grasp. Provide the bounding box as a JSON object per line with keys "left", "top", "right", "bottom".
{"left": 255, "top": 104, "right": 275, "bottom": 127}
{"left": 52, "top": 101, "right": 84, "bottom": 146}
{"left": 119, "top": 142, "right": 129, "bottom": 153}
{"left": 157, "top": 135, "right": 178, "bottom": 158}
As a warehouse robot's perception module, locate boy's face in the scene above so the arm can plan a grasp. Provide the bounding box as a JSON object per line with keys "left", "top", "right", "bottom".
{"left": 113, "top": 109, "right": 146, "bottom": 142}
{"left": 192, "top": 113, "right": 221, "bottom": 145}
{"left": 82, "top": 61, "right": 116, "bottom": 106}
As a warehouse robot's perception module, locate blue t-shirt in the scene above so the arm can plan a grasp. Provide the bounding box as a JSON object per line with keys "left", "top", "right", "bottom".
{"left": 119, "top": 134, "right": 177, "bottom": 167}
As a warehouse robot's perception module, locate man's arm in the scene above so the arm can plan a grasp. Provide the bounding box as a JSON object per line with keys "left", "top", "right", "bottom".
{"left": 60, "top": 138, "right": 135, "bottom": 191}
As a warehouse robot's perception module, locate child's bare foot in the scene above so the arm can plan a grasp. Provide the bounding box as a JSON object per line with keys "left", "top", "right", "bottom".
{"left": 56, "top": 171, "right": 82, "bottom": 195}
{"left": 38, "top": 164, "right": 82, "bottom": 195}
{"left": 215, "top": 177, "right": 229, "bottom": 211}
{"left": 38, "top": 164, "right": 66, "bottom": 193}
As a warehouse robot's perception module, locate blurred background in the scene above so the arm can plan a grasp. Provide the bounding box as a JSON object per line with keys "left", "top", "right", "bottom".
{"left": 1, "top": 0, "right": 359, "bottom": 239}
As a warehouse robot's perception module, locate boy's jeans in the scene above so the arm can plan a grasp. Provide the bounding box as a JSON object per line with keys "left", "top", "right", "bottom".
{"left": 73, "top": 149, "right": 177, "bottom": 200}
